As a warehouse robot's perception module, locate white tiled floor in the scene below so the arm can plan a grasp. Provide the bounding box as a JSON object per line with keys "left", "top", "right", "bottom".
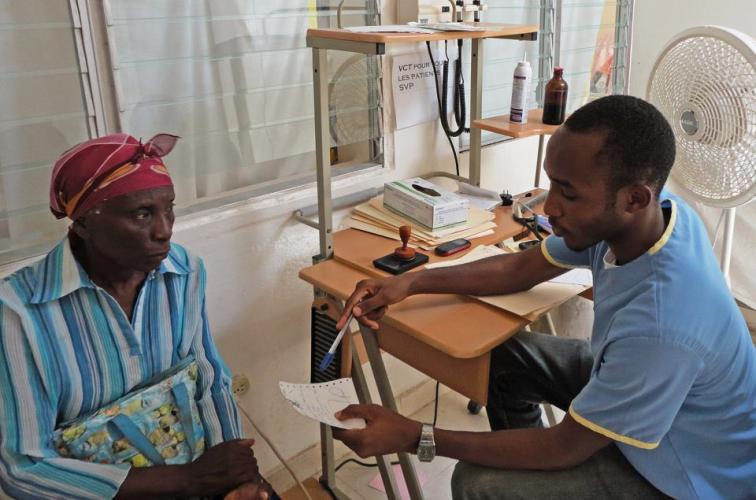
{"left": 328, "top": 389, "right": 492, "bottom": 500}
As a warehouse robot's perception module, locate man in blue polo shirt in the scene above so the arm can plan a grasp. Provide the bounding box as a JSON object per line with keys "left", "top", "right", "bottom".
{"left": 331, "top": 95, "right": 756, "bottom": 499}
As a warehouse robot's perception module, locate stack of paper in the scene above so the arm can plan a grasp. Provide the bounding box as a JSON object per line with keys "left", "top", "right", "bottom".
{"left": 344, "top": 195, "right": 496, "bottom": 250}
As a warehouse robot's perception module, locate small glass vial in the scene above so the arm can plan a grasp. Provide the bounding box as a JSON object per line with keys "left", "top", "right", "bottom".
{"left": 542, "top": 67, "right": 568, "bottom": 125}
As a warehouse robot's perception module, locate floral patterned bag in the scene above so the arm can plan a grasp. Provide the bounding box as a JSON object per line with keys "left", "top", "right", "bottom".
{"left": 54, "top": 357, "right": 205, "bottom": 467}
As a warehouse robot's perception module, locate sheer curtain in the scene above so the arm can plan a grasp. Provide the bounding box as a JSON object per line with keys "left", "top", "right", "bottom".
{"left": 107, "top": 0, "right": 382, "bottom": 212}
{"left": 0, "top": 1, "right": 92, "bottom": 264}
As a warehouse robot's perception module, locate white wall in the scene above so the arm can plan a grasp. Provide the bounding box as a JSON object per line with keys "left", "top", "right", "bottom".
{"left": 629, "top": 0, "right": 756, "bottom": 307}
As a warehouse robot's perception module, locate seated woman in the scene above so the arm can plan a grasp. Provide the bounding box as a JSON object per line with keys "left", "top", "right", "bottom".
{"left": 0, "top": 134, "right": 273, "bottom": 499}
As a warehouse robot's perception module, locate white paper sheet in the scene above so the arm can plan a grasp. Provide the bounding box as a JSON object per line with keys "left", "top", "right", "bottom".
{"left": 456, "top": 183, "right": 501, "bottom": 211}
{"left": 279, "top": 379, "right": 366, "bottom": 430}
{"left": 345, "top": 25, "right": 435, "bottom": 34}
{"left": 425, "top": 244, "right": 505, "bottom": 269}
{"left": 409, "top": 22, "right": 488, "bottom": 32}
{"left": 476, "top": 283, "right": 587, "bottom": 316}
{"left": 549, "top": 268, "right": 593, "bottom": 287}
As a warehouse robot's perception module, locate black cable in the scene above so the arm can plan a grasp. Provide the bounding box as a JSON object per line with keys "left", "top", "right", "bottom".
{"left": 514, "top": 216, "right": 544, "bottom": 241}
{"left": 432, "top": 381, "right": 440, "bottom": 427}
{"left": 426, "top": 41, "right": 460, "bottom": 177}
{"left": 335, "top": 457, "right": 400, "bottom": 472}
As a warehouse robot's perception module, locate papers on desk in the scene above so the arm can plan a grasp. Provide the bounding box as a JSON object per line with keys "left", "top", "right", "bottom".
{"left": 550, "top": 268, "right": 593, "bottom": 287}
{"left": 279, "top": 379, "right": 366, "bottom": 430}
{"left": 424, "top": 244, "right": 591, "bottom": 316}
{"left": 409, "top": 22, "right": 489, "bottom": 32}
{"left": 344, "top": 25, "right": 436, "bottom": 34}
{"left": 344, "top": 195, "right": 496, "bottom": 250}
{"left": 456, "top": 183, "right": 501, "bottom": 211}
{"left": 426, "top": 243, "right": 505, "bottom": 269}
{"left": 476, "top": 283, "right": 586, "bottom": 317}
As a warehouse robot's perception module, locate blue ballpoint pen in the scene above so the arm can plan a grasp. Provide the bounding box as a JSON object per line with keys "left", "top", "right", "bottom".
{"left": 318, "top": 312, "right": 354, "bottom": 372}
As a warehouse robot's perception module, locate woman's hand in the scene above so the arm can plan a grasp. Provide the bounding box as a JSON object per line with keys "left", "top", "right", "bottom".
{"left": 185, "top": 439, "right": 261, "bottom": 496}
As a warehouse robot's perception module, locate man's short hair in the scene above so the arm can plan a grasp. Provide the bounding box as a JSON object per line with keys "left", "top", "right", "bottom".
{"left": 564, "top": 95, "right": 676, "bottom": 196}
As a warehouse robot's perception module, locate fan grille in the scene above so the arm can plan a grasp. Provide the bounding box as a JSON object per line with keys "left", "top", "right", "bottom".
{"left": 649, "top": 33, "right": 756, "bottom": 207}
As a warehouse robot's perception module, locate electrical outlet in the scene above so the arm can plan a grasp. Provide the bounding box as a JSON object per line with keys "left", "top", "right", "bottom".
{"left": 231, "top": 374, "right": 250, "bottom": 397}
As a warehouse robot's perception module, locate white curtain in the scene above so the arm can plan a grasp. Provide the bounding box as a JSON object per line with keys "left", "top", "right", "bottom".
{"left": 109, "top": 0, "right": 382, "bottom": 208}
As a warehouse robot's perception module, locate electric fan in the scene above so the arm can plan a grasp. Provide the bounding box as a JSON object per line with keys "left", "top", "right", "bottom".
{"left": 647, "top": 26, "right": 756, "bottom": 286}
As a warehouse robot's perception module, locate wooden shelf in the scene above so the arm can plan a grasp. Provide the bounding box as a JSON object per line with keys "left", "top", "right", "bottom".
{"left": 307, "top": 23, "right": 538, "bottom": 47}
{"left": 473, "top": 109, "right": 562, "bottom": 138}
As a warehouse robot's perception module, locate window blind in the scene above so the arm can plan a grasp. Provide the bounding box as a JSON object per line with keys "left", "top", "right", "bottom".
{"left": 0, "top": 0, "right": 94, "bottom": 263}
{"left": 106, "top": 0, "right": 382, "bottom": 210}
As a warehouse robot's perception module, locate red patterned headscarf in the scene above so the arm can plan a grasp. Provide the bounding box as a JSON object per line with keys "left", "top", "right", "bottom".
{"left": 50, "top": 133, "right": 179, "bottom": 220}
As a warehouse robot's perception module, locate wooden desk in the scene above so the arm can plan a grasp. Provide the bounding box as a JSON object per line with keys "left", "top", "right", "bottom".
{"left": 300, "top": 258, "right": 525, "bottom": 404}
{"left": 301, "top": 189, "right": 549, "bottom": 401}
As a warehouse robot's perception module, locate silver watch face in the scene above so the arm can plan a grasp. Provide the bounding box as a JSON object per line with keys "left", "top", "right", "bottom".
{"left": 417, "top": 443, "right": 435, "bottom": 462}
{"left": 417, "top": 424, "right": 436, "bottom": 462}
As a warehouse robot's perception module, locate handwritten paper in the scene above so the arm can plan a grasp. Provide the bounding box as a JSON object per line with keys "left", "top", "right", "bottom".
{"left": 279, "top": 379, "right": 366, "bottom": 430}
{"left": 549, "top": 268, "right": 593, "bottom": 287}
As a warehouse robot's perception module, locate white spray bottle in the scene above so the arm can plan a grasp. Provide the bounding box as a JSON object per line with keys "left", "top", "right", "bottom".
{"left": 509, "top": 53, "right": 532, "bottom": 124}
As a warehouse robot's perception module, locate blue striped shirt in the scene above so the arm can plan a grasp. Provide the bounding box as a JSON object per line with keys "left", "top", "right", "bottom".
{"left": 0, "top": 238, "right": 243, "bottom": 499}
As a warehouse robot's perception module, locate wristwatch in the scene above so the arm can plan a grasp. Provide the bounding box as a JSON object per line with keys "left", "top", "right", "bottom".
{"left": 416, "top": 423, "right": 436, "bottom": 462}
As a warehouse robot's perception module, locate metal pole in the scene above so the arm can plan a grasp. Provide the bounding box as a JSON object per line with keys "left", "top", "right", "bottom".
{"left": 720, "top": 207, "right": 737, "bottom": 288}
{"left": 469, "top": 38, "right": 484, "bottom": 186}
{"left": 554, "top": 0, "right": 563, "bottom": 68}
{"left": 312, "top": 47, "right": 334, "bottom": 262}
{"left": 359, "top": 325, "right": 425, "bottom": 500}
{"left": 534, "top": 135, "right": 545, "bottom": 187}
{"left": 349, "top": 329, "right": 401, "bottom": 500}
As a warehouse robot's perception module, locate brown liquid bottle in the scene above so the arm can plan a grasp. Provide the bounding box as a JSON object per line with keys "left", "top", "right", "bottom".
{"left": 542, "top": 67, "right": 568, "bottom": 125}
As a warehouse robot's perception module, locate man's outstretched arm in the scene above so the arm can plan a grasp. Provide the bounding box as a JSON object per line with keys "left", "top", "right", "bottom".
{"left": 337, "top": 245, "right": 568, "bottom": 329}
{"left": 333, "top": 404, "right": 611, "bottom": 471}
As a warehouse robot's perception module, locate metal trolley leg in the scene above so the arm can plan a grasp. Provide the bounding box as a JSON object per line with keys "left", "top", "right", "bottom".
{"left": 348, "top": 327, "right": 401, "bottom": 500}
{"left": 360, "top": 325, "right": 425, "bottom": 500}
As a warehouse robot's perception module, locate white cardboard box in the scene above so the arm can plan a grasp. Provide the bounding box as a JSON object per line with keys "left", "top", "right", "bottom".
{"left": 383, "top": 178, "right": 469, "bottom": 229}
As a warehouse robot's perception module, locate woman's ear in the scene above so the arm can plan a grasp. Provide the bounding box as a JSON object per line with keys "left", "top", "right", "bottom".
{"left": 71, "top": 216, "right": 89, "bottom": 241}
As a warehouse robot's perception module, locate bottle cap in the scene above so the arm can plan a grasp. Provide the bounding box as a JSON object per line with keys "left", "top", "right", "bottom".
{"left": 554, "top": 67, "right": 564, "bottom": 76}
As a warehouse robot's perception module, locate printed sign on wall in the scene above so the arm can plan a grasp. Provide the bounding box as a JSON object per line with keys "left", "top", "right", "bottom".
{"left": 392, "top": 49, "right": 456, "bottom": 130}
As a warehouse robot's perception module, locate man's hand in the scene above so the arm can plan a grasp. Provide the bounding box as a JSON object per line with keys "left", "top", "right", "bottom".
{"left": 332, "top": 405, "right": 422, "bottom": 458}
{"left": 185, "top": 439, "right": 261, "bottom": 496}
{"left": 336, "top": 275, "right": 413, "bottom": 330}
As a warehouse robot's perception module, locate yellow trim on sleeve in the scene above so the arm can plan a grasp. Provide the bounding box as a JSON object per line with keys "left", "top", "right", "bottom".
{"left": 540, "top": 237, "right": 579, "bottom": 270}
{"left": 648, "top": 200, "right": 677, "bottom": 256}
{"left": 568, "top": 406, "right": 659, "bottom": 450}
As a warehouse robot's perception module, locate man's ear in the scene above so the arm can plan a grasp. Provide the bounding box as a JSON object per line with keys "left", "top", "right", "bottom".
{"left": 618, "top": 184, "right": 654, "bottom": 214}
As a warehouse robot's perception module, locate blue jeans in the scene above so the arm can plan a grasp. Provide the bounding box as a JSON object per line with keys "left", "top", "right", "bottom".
{"left": 452, "top": 331, "right": 667, "bottom": 499}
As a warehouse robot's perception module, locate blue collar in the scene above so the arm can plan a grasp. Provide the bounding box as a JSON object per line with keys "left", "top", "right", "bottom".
{"left": 29, "top": 238, "right": 192, "bottom": 304}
